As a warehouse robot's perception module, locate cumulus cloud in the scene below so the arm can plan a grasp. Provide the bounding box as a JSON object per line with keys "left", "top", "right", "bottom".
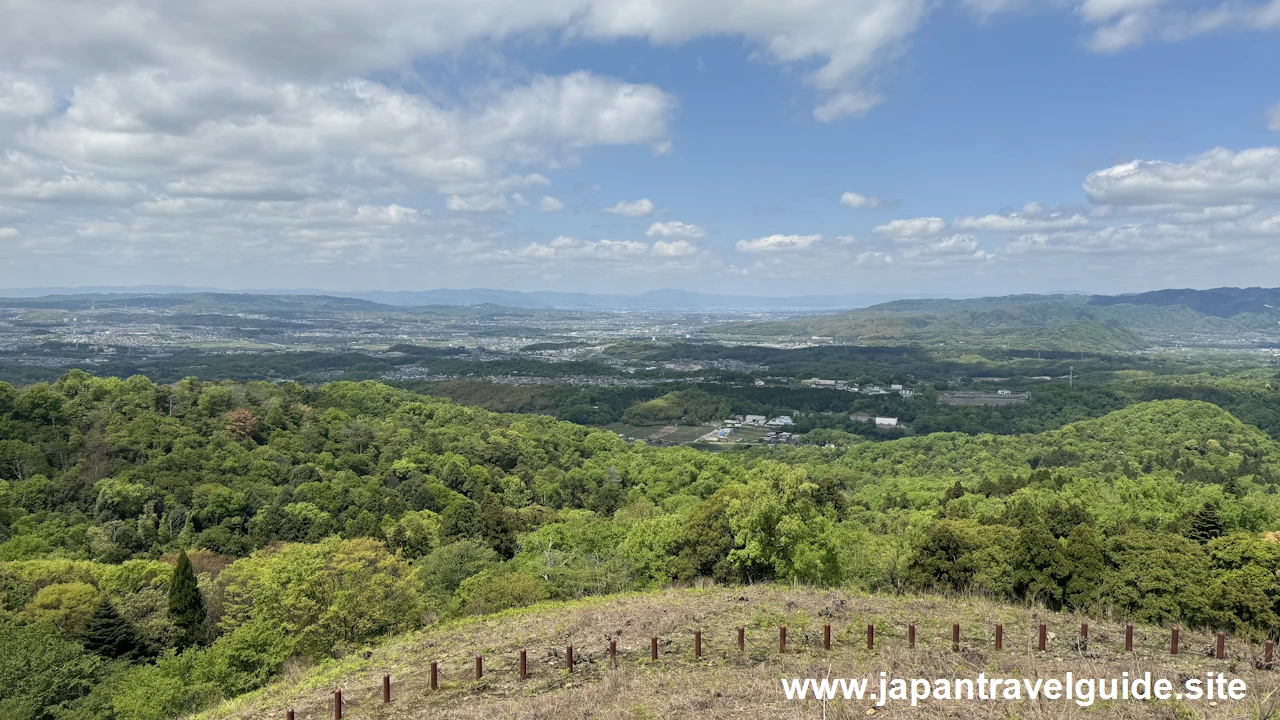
{"left": 872, "top": 216, "right": 945, "bottom": 238}
{"left": 495, "top": 234, "right": 701, "bottom": 264}
{"left": 0, "top": 74, "right": 55, "bottom": 121}
{"left": 735, "top": 233, "right": 822, "bottom": 253}
{"left": 900, "top": 234, "right": 993, "bottom": 262}
{"left": 601, "top": 198, "right": 654, "bottom": 216}
{"left": 447, "top": 194, "right": 510, "bottom": 213}
{"left": 645, "top": 220, "right": 706, "bottom": 238}
{"left": 0, "top": 0, "right": 933, "bottom": 124}
{"left": 23, "top": 71, "right": 673, "bottom": 200}
{"left": 1083, "top": 147, "right": 1280, "bottom": 207}
{"left": 0, "top": 151, "right": 146, "bottom": 203}
{"left": 855, "top": 250, "right": 892, "bottom": 264}
{"left": 954, "top": 203, "right": 1090, "bottom": 232}
{"left": 538, "top": 195, "right": 566, "bottom": 212}
{"left": 839, "top": 191, "right": 885, "bottom": 209}
{"left": 651, "top": 239, "right": 699, "bottom": 256}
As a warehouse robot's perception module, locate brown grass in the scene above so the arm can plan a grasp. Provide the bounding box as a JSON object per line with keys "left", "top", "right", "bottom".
{"left": 199, "top": 585, "right": 1280, "bottom": 720}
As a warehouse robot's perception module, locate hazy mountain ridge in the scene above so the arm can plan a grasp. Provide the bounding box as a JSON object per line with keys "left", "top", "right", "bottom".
{"left": 714, "top": 287, "right": 1280, "bottom": 350}
{"left": 0, "top": 286, "right": 969, "bottom": 310}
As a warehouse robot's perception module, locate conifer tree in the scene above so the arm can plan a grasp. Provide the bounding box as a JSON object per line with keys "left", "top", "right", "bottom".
{"left": 168, "top": 549, "right": 206, "bottom": 648}
{"left": 81, "top": 595, "right": 147, "bottom": 661}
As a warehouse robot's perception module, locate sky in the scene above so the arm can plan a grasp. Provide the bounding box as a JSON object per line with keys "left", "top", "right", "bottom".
{"left": 0, "top": 0, "right": 1278, "bottom": 297}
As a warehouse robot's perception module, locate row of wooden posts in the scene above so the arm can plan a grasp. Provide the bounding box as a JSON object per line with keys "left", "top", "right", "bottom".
{"left": 291, "top": 622, "right": 1275, "bottom": 719}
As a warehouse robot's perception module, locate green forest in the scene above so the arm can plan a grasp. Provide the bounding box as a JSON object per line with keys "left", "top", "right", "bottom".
{"left": 4, "top": 370, "right": 1280, "bottom": 719}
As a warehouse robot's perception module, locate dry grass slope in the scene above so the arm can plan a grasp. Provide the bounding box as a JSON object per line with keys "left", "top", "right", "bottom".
{"left": 200, "top": 585, "right": 1280, "bottom": 720}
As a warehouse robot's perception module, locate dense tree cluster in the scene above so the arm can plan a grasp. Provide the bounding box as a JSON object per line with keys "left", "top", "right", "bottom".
{"left": 3, "top": 371, "right": 1280, "bottom": 719}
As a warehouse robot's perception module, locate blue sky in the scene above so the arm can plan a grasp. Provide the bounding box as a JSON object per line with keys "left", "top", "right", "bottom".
{"left": 0, "top": 0, "right": 1278, "bottom": 296}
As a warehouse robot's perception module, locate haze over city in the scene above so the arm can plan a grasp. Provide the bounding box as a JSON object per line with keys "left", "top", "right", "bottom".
{"left": 1, "top": 0, "right": 1278, "bottom": 295}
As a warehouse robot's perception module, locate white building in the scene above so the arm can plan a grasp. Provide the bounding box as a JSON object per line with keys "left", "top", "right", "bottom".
{"left": 743, "top": 415, "right": 768, "bottom": 426}
{"left": 875, "top": 417, "right": 899, "bottom": 428}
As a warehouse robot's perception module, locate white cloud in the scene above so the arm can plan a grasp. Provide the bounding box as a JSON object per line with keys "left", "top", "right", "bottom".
{"left": 538, "top": 195, "right": 565, "bottom": 212}
{"left": 0, "top": 0, "right": 932, "bottom": 124}
{"left": 22, "top": 71, "right": 673, "bottom": 201}
{"left": 1083, "top": 147, "right": 1280, "bottom": 206}
{"left": 446, "top": 194, "right": 510, "bottom": 213}
{"left": 0, "top": 227, "right": 18, "bottom": 238}
{"left": 900, "top": 234, "right": 993, "bottom": 262}
{"left": 1079, "top": 0, "right": 1163, "bottom": 52}
{"left": 495, "top": 234, "right": 701, "bottom": 264}
{"left": 872, "top": 216, "right": 945, "bottom": 238}
{"left": 855, "top": 250, "right": 892, "bottom": 264}
{"left": 969, "top": 0, "right": 1280, "bottom": 54}
{"left": 645, "top": 220, "right": 706, "bottom": 238}
{"left": 0, "top": 74, "right": 55, "bottom": 121}
{"left": 601, "top": 198, "right": 654, "bottom": 216}
{"left": 651, "top": 239, "right": 698, "bottom": 256}
{"left": 1169, "top": 205, "right": 1256, "bottom": 224}
{"left": 735, "top": 233, "right": 822, "bottom": 253}
{"left": 839, "top": 191, "right": 884, "bottom": 209}
{"left": 0, "top": 151, "right": 146, "bottom": 203}
{"left": 1269, "top": 102, "right": 1280, "bottom": 132}
{"left": 954, "top": 203, "right": 1090, "bottom": 232}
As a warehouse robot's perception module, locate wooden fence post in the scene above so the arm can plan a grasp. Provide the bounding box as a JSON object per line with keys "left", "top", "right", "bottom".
{"left": 609, "top": 639, "right": 617, "bottom": 667}
{"left": 651, "top": 635, "right": 658, "bottom": 661}
{"left": 908, "top": 622, "right": 916, "bottom": 649}
{"left": 1039, "top": 623, "right": 1047, "bottom": 652}
{"left": 952, "top": 623, "right": 960, "bottom": 652}
{"left": 1125, "top": 624, "right": 1133, "bottom": 653}
{"left": 1171, "top": 628, "right": 1179, "bottom": 655}
{"left": 475, "top": 655, "right": 483, "bottom": 680}
{"left": 738, "top": 626, "right": 745, "bottom": 652}
{"left": 1266, "top": 639, "right": 1274, "bottom": 665}
{"left": 567, "top": 645, "right": 574, "bottom": 672}
{"left": 823, "top": 623, "right": 831, "bottom": 651}
{"left": 382, "top": 674, "right": 390, "bottom": 704}
{"left": 1217, "top": 632, "right": 1225, "bottom": 660}
{"left": 867, "top": 623, "right": 874, "bottom": 650}
{"left": 430, "top": 661, "right": 438, "bottom": 691}
{"left": 520, "top": 648, "right": 527, "bottom": 679}
{"left": 695, "top": 631, "right": 702, "bottom": 659}
{"left": 779, "top": 626, "right": 787, "bottom": 653}
{"left": 995, "top": 623, "right": 1002, "bottom": 651}
{"left": 333, "top": 689, "right": 342, "bottom": 720}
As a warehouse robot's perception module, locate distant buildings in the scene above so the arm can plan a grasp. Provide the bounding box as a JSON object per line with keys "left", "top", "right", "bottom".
{"left": 875, "top": 417, "right": 899, "bottom": 428}
{"left": 743, "top": 415, "right": 768, "bottom": 426}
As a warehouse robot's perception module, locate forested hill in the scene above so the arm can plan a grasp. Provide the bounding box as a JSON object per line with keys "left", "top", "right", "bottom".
{"left": 1089, "top": 286, "right": 1280, "bottom": 318}
{"left": 713, "top": 286, "right": 1280, "bottom": 350}
{"left": 5, "top": 374, "right": 1280, "bottom": 719}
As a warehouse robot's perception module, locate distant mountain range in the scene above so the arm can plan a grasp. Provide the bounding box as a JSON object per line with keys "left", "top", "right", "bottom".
{"left": 713, "top": 287, "right": 1280, "bottom": 351}
{"left": 0, "top": 286, "right": 980, "bottom": 310}
{"left": 4, "top": 285, "right": 1278, "bottom": 351}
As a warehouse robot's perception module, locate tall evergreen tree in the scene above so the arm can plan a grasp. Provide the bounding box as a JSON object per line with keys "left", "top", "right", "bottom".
{"left": 80, "top": 595, "right": 147, "bottom": 661}
{"left": 1187, "top": 503, "right": 1225, "bottom": 543}
{"left": 168, "top": 549, "right": 206, "bottom": 649}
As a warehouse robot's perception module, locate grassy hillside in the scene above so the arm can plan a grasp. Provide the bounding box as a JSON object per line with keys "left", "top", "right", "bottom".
{"left": 204, "top": 585, "right": 1280, "bottom": 720}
